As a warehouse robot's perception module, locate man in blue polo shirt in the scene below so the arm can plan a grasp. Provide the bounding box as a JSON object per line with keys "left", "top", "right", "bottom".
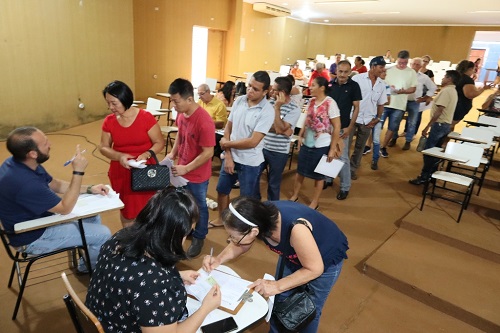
{"left": 0, "top": 127, "right": 111, "bottom": 272}
{"left": 325, "top": 60, "right": 362, "bottom": 200}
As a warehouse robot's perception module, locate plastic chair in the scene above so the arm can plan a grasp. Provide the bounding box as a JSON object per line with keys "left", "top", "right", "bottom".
{"left": 62, "top": 272, "right": 104, "bottom": 333}
{"left": 206, "top": 78, "right": 217, "bottom": 93}
{"left": 160, "top": 108, "right": 178, "bottom": 154}
{"left": 420, "top": 142, "right": 484, "bottom": 222}
{"left": 0, "top": 220, "right": 85, "bottom": 320}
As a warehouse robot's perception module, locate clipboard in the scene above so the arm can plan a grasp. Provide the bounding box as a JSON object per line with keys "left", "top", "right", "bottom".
{"left": 186, "top": 269, "right": 254, "bottom": 315}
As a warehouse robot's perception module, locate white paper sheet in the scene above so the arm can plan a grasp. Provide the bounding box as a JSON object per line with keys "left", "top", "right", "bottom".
{"left": 313, "top": 155, "right": 344, "bottom": 178}
{"left": 159, "top": 158, "right": 189, "bottom": 187}
{"left": 71, "top": 186, "right": 123, "bottom": 216}
{"left": 127, "top": 159, "right": 147, "bottom": 169}
{"left": 263, "top": 273, "right": 275, "bottom": 322}
{"left": 185, "top": 269, "right": 252, "bottom": 311}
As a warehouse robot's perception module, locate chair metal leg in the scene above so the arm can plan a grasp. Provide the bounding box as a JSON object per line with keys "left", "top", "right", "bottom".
{"left": 12, "top": 260, "right": 35, "bottom": 320}
{"left": 8, "top": 256, "right": 18, "bottom": 288}
{"left": 77, "top": 219, "right": 92, "bottom": 275}
{"left": 420, "top": 179, "right": 431, "bottom": 211}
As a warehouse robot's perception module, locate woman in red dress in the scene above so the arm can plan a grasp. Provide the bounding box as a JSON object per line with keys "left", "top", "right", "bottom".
{"left": 99, "top": 81, "right": 165, "bottom": 227}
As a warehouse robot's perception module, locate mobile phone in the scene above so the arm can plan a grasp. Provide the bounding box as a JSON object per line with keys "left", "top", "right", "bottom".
{"left": 200, "top": 317, "right": 238, "bottom": 333}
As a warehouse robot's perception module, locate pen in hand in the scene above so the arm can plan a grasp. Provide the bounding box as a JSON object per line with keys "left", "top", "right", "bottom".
{"left": 64, "top": 149, "right": 86, "bottom": 166}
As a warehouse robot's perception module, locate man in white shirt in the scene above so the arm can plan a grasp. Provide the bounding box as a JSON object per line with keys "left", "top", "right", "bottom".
{"left": 398, "top": 57, "right": 437, "bottom": 150}
{"left": 350, "top": 56, "right": 388, "bottom": 178}
{"left": 379, "top": 50, "right": 417, "bottom": 157}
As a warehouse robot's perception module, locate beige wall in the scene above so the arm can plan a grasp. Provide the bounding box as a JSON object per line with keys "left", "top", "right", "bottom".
{"left": 0, "top": 0, "right": 134, "bottom": 138}
{"left": 306, "top": 25, "right": 500, "bottom": 63}
{"left": 133, "top": 0, "right": 231, "bottom": 100}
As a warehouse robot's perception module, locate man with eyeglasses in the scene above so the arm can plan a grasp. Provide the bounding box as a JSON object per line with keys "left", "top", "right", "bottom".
{"left": 212, "top": 71, "right": 274, "bottom": 227}
{"left": 197, "top": 83, "right": 227, "bottom": 129}
{"left": 258, "top": 76, "right": 301, "bottom": 201}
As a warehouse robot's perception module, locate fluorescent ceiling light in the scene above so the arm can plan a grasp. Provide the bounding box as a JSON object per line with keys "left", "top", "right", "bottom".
{"left": 315, "top": 0, "right": 378, "bottom": 4}
{"left": 361, "top": 11, "right": 400, "bottom": 15}
{"left": 469, "top": 10, "right": 500, "bottom": 14}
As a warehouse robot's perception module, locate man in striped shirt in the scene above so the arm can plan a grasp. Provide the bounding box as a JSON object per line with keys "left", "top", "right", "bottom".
{"left": 258, "top": 77, "right": 301, "bottom": 200}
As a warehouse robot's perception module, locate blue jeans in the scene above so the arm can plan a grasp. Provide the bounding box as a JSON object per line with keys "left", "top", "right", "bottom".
{"left": 24, "top": 215, "right": 111, "bottom": 271}
{"left": 259, "top": 149, "right": 289, "bottom": 201}
{"left": 269, "top": 259, "right": 344, "bottom": 333}
{"left": 338, "top": 131, "right": 351, "bottom": 191}
{"left": 186, "top": 180, "right": 209, "bottom": 240}
{"left": 420, "top": 122, "right": 451, "bottom": 179}
{"left": 350, "top": 123, "right": 372, "bottom": 173}
{"left": 381, "top": 107, "right": 404, "bottom": 133}
{"left": 394, "top": 101, "right": 419, "bottom": 142}
{"left": 216, "top": 160, "right": 262, "bottom": 199}
{"left": 372, "top": 121, "right": 382, "bottom": 162}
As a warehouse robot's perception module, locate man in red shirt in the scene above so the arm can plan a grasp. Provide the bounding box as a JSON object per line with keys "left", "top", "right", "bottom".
{"left": 164, "top": 78, "right": 215, "bottom": 257}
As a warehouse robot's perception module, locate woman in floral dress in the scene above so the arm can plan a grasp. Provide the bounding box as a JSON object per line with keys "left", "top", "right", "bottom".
{"left": 289, "top": 77, "right": 342, "bottom": 210}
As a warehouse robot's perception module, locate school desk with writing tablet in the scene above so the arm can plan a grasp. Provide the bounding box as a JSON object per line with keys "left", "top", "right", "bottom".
{"left": 186, "top": 265, "right": 268, "bottom": 333}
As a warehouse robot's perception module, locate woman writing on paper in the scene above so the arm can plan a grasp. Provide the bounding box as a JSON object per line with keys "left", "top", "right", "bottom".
{"left": 99, "top": 81, "right": 165, "bottom": 227}
{"left": 289, "top": 76, "right": 342, "bottom": 210}
{"left": 86, "top": 188, "right": 221, "bottom": 333}
{"left": 202, "top": 197, "right": 348, "bottom": 333}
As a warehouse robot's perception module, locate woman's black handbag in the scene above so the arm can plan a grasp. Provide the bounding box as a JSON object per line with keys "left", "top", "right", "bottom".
{"left": 273, "top": 284, "right": 316, "bottom": 332}
{"left": 272, "top": 220, "right": 317, "bottom": 332}
{"left": 131, "top": 150, "right": 170, "bottom": 191}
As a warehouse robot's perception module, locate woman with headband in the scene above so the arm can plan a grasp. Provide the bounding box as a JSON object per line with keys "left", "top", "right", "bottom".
{"left": 202, "top": 197, "right": 348, "bottom": 333}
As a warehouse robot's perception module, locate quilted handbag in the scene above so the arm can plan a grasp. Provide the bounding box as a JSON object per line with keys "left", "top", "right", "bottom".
{"left": 131, "top": 150, "right": 170, "bottom": 191}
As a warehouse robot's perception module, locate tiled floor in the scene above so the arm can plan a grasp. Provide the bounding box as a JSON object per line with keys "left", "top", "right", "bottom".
{"left": 0, "top": 91, "right": 498, "bottom": 332}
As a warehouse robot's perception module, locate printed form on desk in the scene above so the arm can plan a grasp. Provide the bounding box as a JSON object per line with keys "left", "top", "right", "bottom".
{"left": 185, "top": 269, "right": 252, "bottom": 312}
{"left": 71, "top": 186, "right": 122, "bottom": 216}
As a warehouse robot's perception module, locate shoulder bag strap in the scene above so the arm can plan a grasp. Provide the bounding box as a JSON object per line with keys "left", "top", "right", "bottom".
{"left": 276, "top": 219, "right": 313, "bottom": 280}
{"left": 147, "top": 149, "right": 160, "bottom": 165}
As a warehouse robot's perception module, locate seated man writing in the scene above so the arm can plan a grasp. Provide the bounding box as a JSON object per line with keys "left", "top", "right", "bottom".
{"left": 0, "top": 127, "right": 111, "bottom": 273}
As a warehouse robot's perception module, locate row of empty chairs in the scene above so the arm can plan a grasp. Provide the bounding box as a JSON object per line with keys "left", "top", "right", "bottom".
{"left": 419, "top": 123, "right": 498, "bottom": 222}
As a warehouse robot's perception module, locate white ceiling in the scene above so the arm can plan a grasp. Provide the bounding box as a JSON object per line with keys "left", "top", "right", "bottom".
{"left": 244, "top": 0, "right": 500, "bottom": 26}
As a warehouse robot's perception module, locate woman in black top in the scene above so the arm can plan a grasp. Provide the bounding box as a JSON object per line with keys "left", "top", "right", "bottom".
{"left": 86, "top": 188, "right": 221, "bottom": 333}
{"left": 452, "top": 60, "right": 490, "bottom": 129}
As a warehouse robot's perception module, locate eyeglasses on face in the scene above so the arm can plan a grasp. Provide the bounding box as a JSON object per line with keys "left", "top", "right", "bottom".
{"left": 226, "top": 229, "right": 254, "bottom": 246}
{"left": 198, "top": 90, "right": 209, "bottom": 96}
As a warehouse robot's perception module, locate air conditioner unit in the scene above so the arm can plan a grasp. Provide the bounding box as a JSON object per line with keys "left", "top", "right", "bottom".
{"left": 253, "top": 2, "right": 291, "bottom": 17}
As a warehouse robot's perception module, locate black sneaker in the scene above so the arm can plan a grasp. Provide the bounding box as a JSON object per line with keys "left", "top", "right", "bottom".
{"left": 337, "top": 191, "right": 349, "bottom": 200}
{"left": 380, "top": 148, "right": 389, "bottom": 158}
{"left": 363, "top": 146, "right": 371, "bottom": 155}
{"left": 402, "top": 142, "right": 411, "bottom": 150}
{"left": 409, "top": 176, "right": 426, "bottom": 185}
{"left": 388, "top": 138, "right": 397, "bottom": 147}
{"left": 187, "top": 238, "right": 204, "bottom": 257}
{"left": 371, "top": 160, "right": 378, "bottom": 170}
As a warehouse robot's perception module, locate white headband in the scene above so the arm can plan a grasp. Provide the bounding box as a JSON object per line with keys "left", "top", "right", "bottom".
{"left": 229, "top": 203, "right": 257, "bottom": 227}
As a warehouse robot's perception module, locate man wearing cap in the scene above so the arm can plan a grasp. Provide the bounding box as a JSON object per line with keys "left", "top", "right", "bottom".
{"left": 379, "top": 50, "right": 417, "bottom": 157}
{"left": 350, "top": 56, "right": 388, "bottom": 178}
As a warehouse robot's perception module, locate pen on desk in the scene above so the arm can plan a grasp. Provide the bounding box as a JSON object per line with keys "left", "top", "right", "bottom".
{"left": 63, "top": 149, "right": 86, "bottom": 166}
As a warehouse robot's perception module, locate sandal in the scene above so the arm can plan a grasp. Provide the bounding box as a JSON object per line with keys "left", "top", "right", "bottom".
{"left": 208, "top": 221, "right": 224, "bottom": 228}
